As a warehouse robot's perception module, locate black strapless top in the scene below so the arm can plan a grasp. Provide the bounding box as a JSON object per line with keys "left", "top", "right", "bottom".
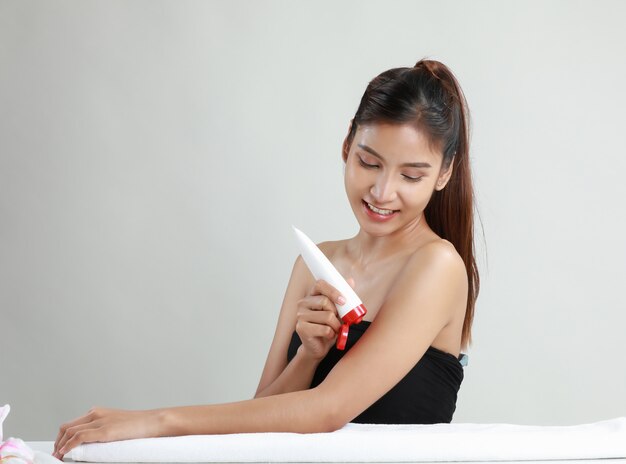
{"left": 287, "top": 320, "right": 465, "bottom": 424}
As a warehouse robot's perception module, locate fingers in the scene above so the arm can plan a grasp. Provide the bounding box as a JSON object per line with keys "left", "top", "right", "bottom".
{"left": 54, "top": 411, "right": 95, "bottom": 454}
{"left": 296, "top": 306, "right": 342, "bottom": 333}
{"left": 310, "top": 279, "right": 346, "bottom": 306}
{"left": 54, "top": 422, "right": 102, "bottom": 459}
{"left": 298, "top": 291, "right": 338, "bottom": 315}
{"left": 296, "top": 294, "right": 341, "bottom": 333}
{"left": 295, "top": 278, "right": 358, "bottom": 348}
{"left": 311, "top": 293, "right": 337, "bottom": 313}
{"left": 54, "top": 407, "right": 110, "bottom": 457}
{"left": 296, "top": 319, "right": 338, "bottom": 340}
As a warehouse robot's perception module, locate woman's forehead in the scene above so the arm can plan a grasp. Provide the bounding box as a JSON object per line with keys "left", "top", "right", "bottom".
{"left": 354, "top": 123, "right": 443, "bottom": 164}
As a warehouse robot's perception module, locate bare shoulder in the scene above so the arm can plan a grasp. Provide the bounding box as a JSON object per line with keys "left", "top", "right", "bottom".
{"left": 413, "top": 238, "right": 465, "bottom": 266}
{"left": 405, "top": 238, "right": 468, "bottom": 294}
{"left": 293, "top": 239, "right": 345, "bottom": 284}
{"left": 316, "top": 239, "right": 346, "bottom": 258}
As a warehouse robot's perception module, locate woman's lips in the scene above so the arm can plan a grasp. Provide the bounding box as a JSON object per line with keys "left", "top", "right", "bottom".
{"left": 361, "top": 200, "right": 399, "bottom": 222}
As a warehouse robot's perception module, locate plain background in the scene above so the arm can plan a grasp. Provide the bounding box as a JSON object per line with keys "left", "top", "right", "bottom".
{"left": 1, "top": 0, "right": 625, "bottom": 440}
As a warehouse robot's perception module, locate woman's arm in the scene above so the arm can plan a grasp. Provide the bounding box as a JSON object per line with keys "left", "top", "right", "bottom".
{"left": 160, "top": 388, "right": 336, "bottom": 436}
{"left": 55, "top": 241, "right": 466, "bottom": 457}
{"left": 254, "top": 346, "right": 321, "bottom": 398}
{"left": 255, "top": 242, "right": 346, "bottom": 398}
{"left": 162, "top": 240, "right": 468, "bottom": 434}
{"left": 313, "top": 241, "right": 468, "bottom": 424}
{"left": 253, "top": 255, "right": 316, "bottom": 397}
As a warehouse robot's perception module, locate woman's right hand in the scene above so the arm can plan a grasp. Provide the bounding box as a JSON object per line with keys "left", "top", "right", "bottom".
{"left": 53, "top": 407, "right": 163, "bottom": 459}
{"left": 295, "top": 277, "right": 355, "bottom": 361}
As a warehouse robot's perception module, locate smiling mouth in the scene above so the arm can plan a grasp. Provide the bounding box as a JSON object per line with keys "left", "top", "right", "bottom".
{"left": 362, "top": 200, "right": 399, "bottom": 215}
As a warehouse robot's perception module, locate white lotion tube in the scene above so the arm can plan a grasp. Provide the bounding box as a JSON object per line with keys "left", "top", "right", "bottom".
{"left": 292, "top": 226, "right": 367, "bottom": 350}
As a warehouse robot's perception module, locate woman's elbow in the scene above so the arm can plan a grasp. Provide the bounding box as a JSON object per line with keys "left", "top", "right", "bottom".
{"left": 314, "top": 411, "right": 347, "bottom": 433}
{"left": 318, "top": 409, "right": 347, "bottom": 433}
{"left": 310, "top": 386, "right": 351, "bottom": 433}
{"left": 325, "top": 417, "right": 349, "bottom": 433}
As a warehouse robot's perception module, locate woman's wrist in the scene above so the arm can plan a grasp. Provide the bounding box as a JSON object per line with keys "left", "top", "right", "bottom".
{"left": 149, "top": 408, "right": 175, "bottom": 437}
{"left": 296, "top": 344, "right": 326, "bottom": 364}
{"left": 256, "top": 346, "right": 323, "bottom": 398}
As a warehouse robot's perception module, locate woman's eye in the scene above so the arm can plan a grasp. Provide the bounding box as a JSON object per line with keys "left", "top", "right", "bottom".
{"left": 403, "top": 175, "right": 423, "bottom": 183}
{"left": 358, "top": 158, "right": 378, "bottom": 169}
{"left": 359, "top": 157, "right": 422, "bottom": 182}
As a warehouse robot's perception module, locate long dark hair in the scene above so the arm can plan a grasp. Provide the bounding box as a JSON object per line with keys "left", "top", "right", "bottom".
{"left": 344, "top": 59, "right": 479, "bottom": 351}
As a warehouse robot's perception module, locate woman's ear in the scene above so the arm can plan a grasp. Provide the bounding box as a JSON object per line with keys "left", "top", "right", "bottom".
{"left": 342, "top": 119, "right": 354, "bottom": 163}
{"left": 435, "top": 156, "right": 455, "bottom": 191}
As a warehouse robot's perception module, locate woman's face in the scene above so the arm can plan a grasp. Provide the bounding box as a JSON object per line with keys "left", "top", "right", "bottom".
{"left": 343, "top": 122, "right": 452, "bottom": 236}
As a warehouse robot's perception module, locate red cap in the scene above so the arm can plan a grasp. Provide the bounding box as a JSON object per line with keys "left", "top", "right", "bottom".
{"left": 335, "top": 304, "right": 368, "bottom": 350}
{"left": 336, "top": 324, "right": 350, "bottom": 350}
{"left": 341, "top": 304, "right": 367, "bottom": 325}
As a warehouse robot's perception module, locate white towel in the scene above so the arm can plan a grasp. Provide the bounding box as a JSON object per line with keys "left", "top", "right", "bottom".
{"left": 67, "top": 417, "right": 626, "bottom": 463}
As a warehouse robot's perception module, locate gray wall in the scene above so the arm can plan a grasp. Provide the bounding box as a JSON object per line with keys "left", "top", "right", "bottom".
{"left": 1, "top": 0, "right": 625, "bottom": 440}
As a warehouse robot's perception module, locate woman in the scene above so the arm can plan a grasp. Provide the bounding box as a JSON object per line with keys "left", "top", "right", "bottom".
{"left": 53, "top": 58, "right": 479, "bottom": 459}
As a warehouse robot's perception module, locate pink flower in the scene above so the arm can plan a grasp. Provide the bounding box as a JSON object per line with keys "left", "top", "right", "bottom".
{"left": 0, "top": 406, "right": 34, "bottom": 464}
{"left": 0, "top": 438, "right": 34, "bottom": 464}
{"left": 0, "top": 405, "right": 9, "bottom": 442}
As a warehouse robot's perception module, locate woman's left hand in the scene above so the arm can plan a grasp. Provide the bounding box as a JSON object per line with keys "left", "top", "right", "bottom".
{"left": 53, "top": 407, "right": 163, "bottom": 460}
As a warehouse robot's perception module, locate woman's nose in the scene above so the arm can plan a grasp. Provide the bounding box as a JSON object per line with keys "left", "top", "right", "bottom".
{"left": 370, "top": 174, "right": 397, "bottom": 203}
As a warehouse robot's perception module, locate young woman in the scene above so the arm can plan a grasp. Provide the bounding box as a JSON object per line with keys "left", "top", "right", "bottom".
{"left": 53, "top": 58, "right": 479, "bottom": 459}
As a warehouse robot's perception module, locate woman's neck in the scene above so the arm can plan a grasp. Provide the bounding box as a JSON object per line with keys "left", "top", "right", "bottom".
{"left": 347, "top": 213, "right": 430, "bottom": 270}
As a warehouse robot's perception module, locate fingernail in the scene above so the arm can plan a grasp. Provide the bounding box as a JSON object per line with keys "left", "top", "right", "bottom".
{"left": 337, "top": 296, "right": 346, "bottom": 305}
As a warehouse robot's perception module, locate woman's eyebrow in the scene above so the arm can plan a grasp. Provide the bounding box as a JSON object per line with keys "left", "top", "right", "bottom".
{"left": 357, "top": 143, "right": 432, "bottom": 168}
